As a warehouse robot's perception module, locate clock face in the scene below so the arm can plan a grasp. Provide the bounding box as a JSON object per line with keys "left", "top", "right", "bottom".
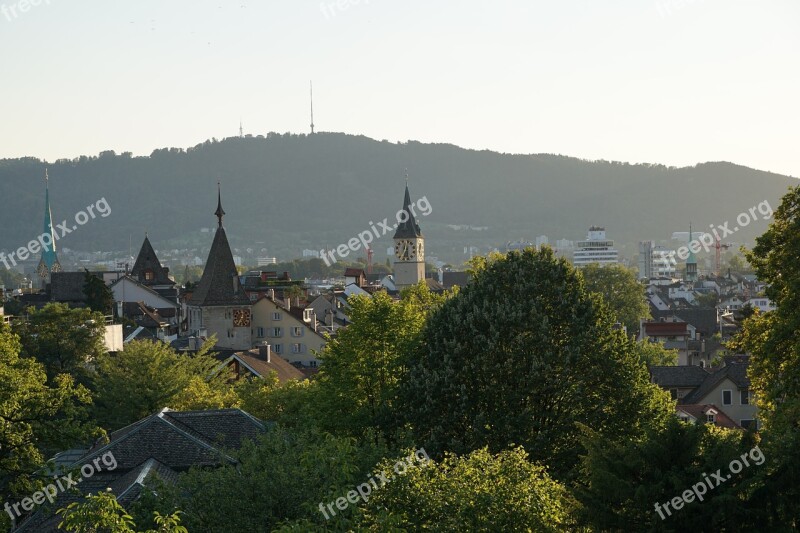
{"left": 37, "top": 261, "right": 48, "bottom": 278}
{"left": 232, "top": 308, "right": 251, "bottom": 327}
{"left": 395, "top": 240, "right": 416, "bottom": 261}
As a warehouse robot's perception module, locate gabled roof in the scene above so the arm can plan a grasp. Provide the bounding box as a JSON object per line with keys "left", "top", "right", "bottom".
{"left": 650, "top": 365, "right": 710, "bottom": 388}
{"left": 51, "top": 271, "right": 97, "bottom": 303}
{"left": 652, "top": 308, "right": 718, "bottom": 337}
{"left": 683, "top": 360, "right": 750, "bottom": 404}
{"left": 642, "top": 321, "right": 690, "bottom": 337}
{"left": 392, "top": 183, "right": 423, "bottom": 239}
{"left": 130, "top": 236, "right": 173, "bottom": 286}
{"left": 219, "top": 349, "right": 306, "bottom": 383}
{"left": 111, "top": 275, "right": 179, "bottom": 309}
{"left": 677, "top": 404, "right": 741, "bottom": 429}
{"left": 188, "top": 226, "right": 251, "bottom": 307}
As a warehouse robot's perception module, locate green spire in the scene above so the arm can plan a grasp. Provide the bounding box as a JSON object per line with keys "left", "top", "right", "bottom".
{"left": 38, "top": 169, "right": 60, "bottom": 275}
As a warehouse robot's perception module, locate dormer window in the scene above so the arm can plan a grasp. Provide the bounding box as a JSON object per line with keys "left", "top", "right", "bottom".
{"left": 144, "top": 269, "right": 154, "bottom": 282}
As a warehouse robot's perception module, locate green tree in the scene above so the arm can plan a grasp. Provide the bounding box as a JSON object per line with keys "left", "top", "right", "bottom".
{"left": 83, "top": 270, "right": 115, "bottom": 316}
{"left": 634, "top": 340, "right": 678, "bottom": 366}
{"left": 152, "top": 426, "right": 383, "bottom": 532}
{"left": 0, "top": 324, "right": 97, "bottom": 517}
{"left": 359, "top": 447, "right": 573, "bottom": 531}
{"left": 57, "top": 491, "right": 187, "bottom": 533}
{"left": 316, "top": 290, "right": 427, "bottom": 442}
{"left": 580, "top": 263, "right": 650, "bottom": 335}
{"left": 577, "top": 418, "right": 759, "bottom": 531}
{"left": 729, "top": 185, "right": 800, "bottom": 527}
{"left": 402, "top": 248, "right": 673, "bottom": 480}
{"left": 92, "top": 338, "right": 235, "bottom": 431}
{"left": 13, "top": 303, "right": 106, "bottom": 382}
{"left": 697, "top": 291, "right": 720, "bottom": 308}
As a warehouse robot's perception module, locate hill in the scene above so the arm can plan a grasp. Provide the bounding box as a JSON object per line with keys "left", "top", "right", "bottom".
{"left": 0, "top": 132, "right": 794, "bottom": 264}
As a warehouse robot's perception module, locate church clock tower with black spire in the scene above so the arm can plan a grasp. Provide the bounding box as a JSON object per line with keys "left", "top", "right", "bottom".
{"left": 392, "top": 178, "right": 425, "bottom": 290}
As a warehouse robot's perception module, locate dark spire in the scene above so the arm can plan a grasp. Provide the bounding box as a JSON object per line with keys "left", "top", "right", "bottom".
{"left": 393, "top": 175, "right": 423, "bottom": 239}
{"left": 215, "top": 181, "right": 225, "bottom": 228}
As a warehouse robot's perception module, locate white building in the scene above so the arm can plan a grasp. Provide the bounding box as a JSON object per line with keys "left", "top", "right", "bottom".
{"left": 573, "top": 227, "right": 619, "bottom": 267}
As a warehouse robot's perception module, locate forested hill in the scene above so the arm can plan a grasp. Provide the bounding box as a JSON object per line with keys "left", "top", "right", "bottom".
{"left": 0, "top": 132, "right": 795, "bottom": 260}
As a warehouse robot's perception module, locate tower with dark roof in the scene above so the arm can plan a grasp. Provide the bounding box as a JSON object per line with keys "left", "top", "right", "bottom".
{"left": 392, "top": 178, "right": 425, "bottom": 289}
{"left": 131, "top": 235, "right": 176, "bottom": 299}
{"left": 186, "top": 185, "right": 253, "bottom": 350}
{"left": 686, "top": 223, "right": 698, "bottom": 282}
{"left": 36, "top": 170, "right": 61, "bottom": 287}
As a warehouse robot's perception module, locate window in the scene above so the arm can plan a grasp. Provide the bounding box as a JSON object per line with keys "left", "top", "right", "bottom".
{"left": 144, "top": 269, "right": 154, "bottom": 281}
{"left": 706, "top": 413, "right": 716, "bottom": 423}
{"left": 292, "top": 326, "right": 304, "bottom": 337}
{"left": 722, "top": 390, "right": 732, "bottom": 405}
{"left": 740, "top": 389, "right": 750, "bottom": 405}
{"left": 291, "top": 343, "right": 305, "bottom": 354}
{"left": 272, "top": 312, "right": 282, "bottom": 321}
{"left": 256, "top": 327, "right": 265, "bottom": 338}
{"left": 310, "top": 360, "right": 317, "bottom": 368}
{"left": 740, "top": 419, "right": 755, "bottom": 429}
{"left": 273, "top": 344, "right": 282, "bottom": 354}
{"left": 227, "top": 329, "right": 234, "bottom": 338}
{"left": 270, "top": 327, "right": 282, "bottom": 338}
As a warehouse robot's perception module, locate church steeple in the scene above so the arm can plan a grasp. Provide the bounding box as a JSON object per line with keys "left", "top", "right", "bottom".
{"left": 392, "top": 174, "right": 425, "bottom": 290}
{"left": 686, "top": 223, "right": 698, "bottom": 282}
{"left": 393, "top": 174, "right": 423, "bottom": 240}
{"left": 37, "top": 169, "right": 61, "bottom": 280}
{"left": 215, "top": 181, "right": 225, "bottom": 228}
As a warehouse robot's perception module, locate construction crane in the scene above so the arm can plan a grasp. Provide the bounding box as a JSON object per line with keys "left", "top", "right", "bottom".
{"left": 715, "top": 235, "right": 732, "bottom": 277}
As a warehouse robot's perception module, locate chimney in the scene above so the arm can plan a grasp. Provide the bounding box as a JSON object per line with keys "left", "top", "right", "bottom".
{"left": 268, "top": 288, "right": 275, "bottom": 301}
{"left": 259, "top": 342, "right": 271, "bottom": 363}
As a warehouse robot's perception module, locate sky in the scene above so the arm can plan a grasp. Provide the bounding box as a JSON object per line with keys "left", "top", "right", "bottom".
{"left": 1, "top": 0, "right": 798, "bottom": 177}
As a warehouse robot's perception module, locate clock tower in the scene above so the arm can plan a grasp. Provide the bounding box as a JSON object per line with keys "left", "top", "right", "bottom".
{"left": 392, "top": 181, "right": 425, "bottom": 290}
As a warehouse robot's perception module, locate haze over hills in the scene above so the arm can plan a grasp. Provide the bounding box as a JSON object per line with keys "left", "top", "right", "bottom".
{"left": 0, "top": 132, "right": 794, "bottom": 265}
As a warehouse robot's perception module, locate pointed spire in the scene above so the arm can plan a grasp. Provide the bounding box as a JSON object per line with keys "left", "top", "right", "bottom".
{"left": 38, "top": 168, "right": 60, "bottom": 278}
{"left": 215, "top": 181, "right": 225, "bottom": 228}
{"left": 393, "top": 173, "right": 423, "bottom": 239}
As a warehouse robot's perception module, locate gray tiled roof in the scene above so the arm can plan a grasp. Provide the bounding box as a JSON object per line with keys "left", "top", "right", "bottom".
{"left": 650, "top": 365, "right": 710, "bottom": 388}
{"left": 683, "top": 360, "right": 750, "bottom": 404}
{"left": 188, "top": 227, "right": 251, "bottom": 307}
{"left": 130, "top": 236, "right": 173, "bottom": 286}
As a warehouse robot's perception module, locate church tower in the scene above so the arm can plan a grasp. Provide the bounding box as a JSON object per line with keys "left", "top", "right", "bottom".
{"left": 186, "top": 184, "right": 252, "bottom": 350}
{"left": 392, "top": 179, "right": 425, "bottom": 290}
{"left": 36, "top": 170, "right": 61, "bottom": 287}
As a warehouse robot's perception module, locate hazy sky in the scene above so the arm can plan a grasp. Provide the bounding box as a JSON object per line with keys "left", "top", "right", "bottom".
{"left": 2, "top": 0, "right": 798, "bottom": 176}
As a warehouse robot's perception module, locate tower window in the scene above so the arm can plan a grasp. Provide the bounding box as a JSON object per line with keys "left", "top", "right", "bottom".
{"left": 144, "top": 269, "right": 154, "bottom": 281}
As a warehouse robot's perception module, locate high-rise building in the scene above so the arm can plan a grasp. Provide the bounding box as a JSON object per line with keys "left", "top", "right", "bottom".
{"left": 573, "top": 226, "right": 619, "bottom": 267}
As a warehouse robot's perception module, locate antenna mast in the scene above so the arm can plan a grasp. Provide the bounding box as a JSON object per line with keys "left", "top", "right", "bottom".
{"left": 310, "top": 81, "right": 315, "bottom": 134}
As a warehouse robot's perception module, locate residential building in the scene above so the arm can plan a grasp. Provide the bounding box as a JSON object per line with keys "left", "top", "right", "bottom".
{"left": 251, "top": 296, "right": 327, "bottom": 367}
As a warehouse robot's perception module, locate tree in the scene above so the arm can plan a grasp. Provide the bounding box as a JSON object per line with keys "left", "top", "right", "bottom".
{"left": 13, "top": 303, "right": 106, "bottom": 382}
{"left": 402, "top": 248, "right": 673, "bottom": 480}
{"left": 57, "top": 491, "right": 187, "bottom": 533}
{"left": 83, "top": 270, "right": 114, "bottom": 316}
{"left": 92, "top": 338, "right": 235, "bottom": 431}
{"left": 359, "top": 447, "right": 573, "bottom": 531}
{"left": 577, "top": 418, "right": 759, "bottom": 531}
{"left": 634, "top": 340, "right": 678, "bottom": 366}
{"left": 151, "top": 426, "right": 383, "bottom": 532}
{"left": 697, "top": 291, "right": 719, "bottom": 308}
{"left": 0, "top": 324, "right": 97, "bottom": 518}
{"left": 580, "top": 263, "right": 650, "bottom": 335}
{"left": 729, "top": 185, "right": 800, "bottom": 526}
{"left": 316, "top": 290, "right": 427, "bottom": 442}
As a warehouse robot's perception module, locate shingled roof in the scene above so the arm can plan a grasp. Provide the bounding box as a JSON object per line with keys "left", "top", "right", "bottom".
{"left": 393, "top": 182, "right": 423, "bottom": 239}
{"left": 15, "top": 408, "right": 265, "bottom": 532}
{"left": 188, "top": 190, "right": 251, "bottom": 307}
{"left": 683, "top": 359, "right": 750, "bottom": 405}
{"left": 130, "top": 235, "right": 173, "bottom": 286}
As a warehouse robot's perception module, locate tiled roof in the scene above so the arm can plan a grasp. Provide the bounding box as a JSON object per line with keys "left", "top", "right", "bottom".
{"left": 642, "top": 321, "right": 689, "bottom": 336}
{"left": 392, "top": 183, "right": 423, "bottom": 239}
{"left": 51, "top": 271, "right": 95, "bottom": 302}
{"left": 220, "top": 349, "right": 306, "bottom": 383}
{"left": 650, "top": 365, "right": 710, "bottom": 388}
{"left": 130, "top": 236, "right": 173, "bottom": 286}
{"left": 683, "top": 360, "right": 750, "bottom": 404}
{"left": 188, "top": 227, "right": 251, "bottom": 307}
{"left": 652, "top": 308, "right": 718, "bottom": 337}
{"left": 677, "top": 404, "right": 741, "bottom": 429}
